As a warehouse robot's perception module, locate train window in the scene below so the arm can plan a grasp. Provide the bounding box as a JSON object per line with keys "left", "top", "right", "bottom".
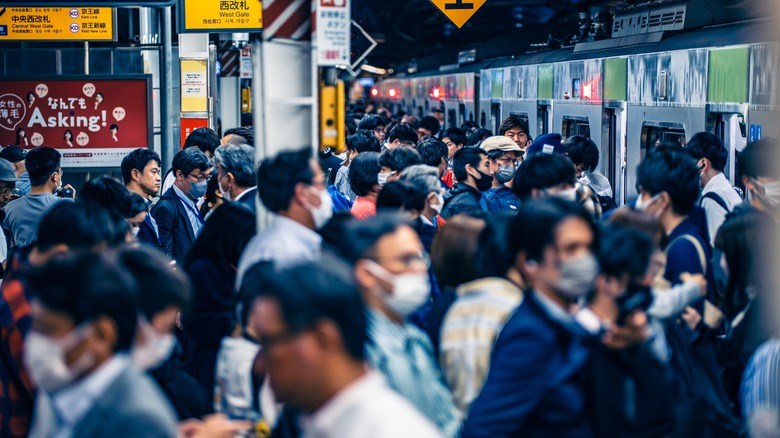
{"left": 572, "top": 79, "right": 581, "bottom": 99}
{"left": 448, "top": 109, "right": 457, "bottom": 129}
{"left": 537, "top": 105, "right": 550, "bottom": 135}
{"left": 459, "top": 103, "right": 466, "bottom": 126}
{"left": 562, "top": 116, "right": 590, "bottom": 140}
{"left": 640, "top": 123, "right": 686, "bottom": 161}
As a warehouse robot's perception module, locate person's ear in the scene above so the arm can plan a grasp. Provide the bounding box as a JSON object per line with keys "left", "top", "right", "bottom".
{"left": 354, "top": 260, "right": 379, "bottom": 291}
{"left": 658, "top": 191, "right": 672, "bottom": 212}
{"left": 91, "top": 316, "right": 118, "bottom": 358}
{"left": 293, "top": 182, "right": 308, "bottom": 206}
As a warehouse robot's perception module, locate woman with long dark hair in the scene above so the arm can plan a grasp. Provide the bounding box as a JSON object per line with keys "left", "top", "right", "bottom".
{"left": 181, "top": 202, "right": 257, "bottom": 401}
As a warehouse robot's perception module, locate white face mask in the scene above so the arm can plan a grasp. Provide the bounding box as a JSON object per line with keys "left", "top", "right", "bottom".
{"left": 219, "top": 176, "right": 232, "bottom": 201}
{"left": 634, "top": 192, "right": 660, "bottom": 212}
{"left": 24, "top": 323, "right": 96, "bottom": 393}
{"left": 304, "top": 186, "right": 333, "bottom": 230}
{"left": 752, "top": 178, "right": 780, "bottom": 208}
{"left": 365, "top": 260, "right": 430, "bottom": 319}
{"left": 377, "top": 171, "right": 397, "bottom": 187}
{"left": 130, "top": 226, "right": 141, "bottom": 237}
{"left": 554, "top": 252, "right": 599, "bottom": 299}
{"left": 430, "top": 192, "right": 444, "bottom": 215}
{"left": 131, "top": 319, "right": 176, "bottom": 371}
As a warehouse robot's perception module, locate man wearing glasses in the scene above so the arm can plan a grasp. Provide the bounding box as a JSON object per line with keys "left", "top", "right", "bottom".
{"left": 152, "top": 147, "right": 212, "bottom": 263}
{"left": 480, "top": 136, "right": 522, "bottom": 214}
{"left": 343, "top": 215, "right": 461, "bottom": 438}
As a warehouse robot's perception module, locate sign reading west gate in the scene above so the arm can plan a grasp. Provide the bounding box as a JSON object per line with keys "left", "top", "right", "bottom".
{"left": 180, "top": 0, "right": 263, "bottom": 33}
{"left": 0, "top": 7, "right": 115, "bottom": 41}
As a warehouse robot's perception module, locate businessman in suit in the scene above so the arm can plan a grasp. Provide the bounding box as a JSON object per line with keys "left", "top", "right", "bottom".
{"left": 122, "top": 148, "right": 164, "bottom": 251}
{"left": 214, "top": 144, "right": 257, "bottom": 214}
{"left": 462, "top": 198, "right": 599, "bottom": 438}
{"left": 152, "top": 147, "right": 212, "bottom": 263}
{"left": 25, "top": 252, "right": 178, "bottom": 437}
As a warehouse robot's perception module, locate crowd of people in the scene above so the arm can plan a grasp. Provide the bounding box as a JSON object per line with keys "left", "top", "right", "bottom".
{"left": 0, "top": 108, "right": 777, "bottom": 438}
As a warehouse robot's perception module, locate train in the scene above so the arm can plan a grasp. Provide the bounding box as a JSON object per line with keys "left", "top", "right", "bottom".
{"left": 372, "top": 1, "right": 778, "bottom": 206}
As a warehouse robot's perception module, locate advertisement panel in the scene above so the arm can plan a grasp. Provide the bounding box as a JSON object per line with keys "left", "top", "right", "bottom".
{"left": 0, "top": 76, "right": 152, "bottom": 168}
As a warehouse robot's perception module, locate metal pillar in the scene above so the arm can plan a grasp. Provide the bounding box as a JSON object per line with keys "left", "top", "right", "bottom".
{"left": 159, "top": 6, "right": 175, "bottom": 174}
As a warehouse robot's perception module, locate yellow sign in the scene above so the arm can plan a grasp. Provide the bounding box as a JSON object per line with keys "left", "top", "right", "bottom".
{"left": 181, "top": 0, "right": 263, "bottom": 32}
{"left": 0, "top": 7, "right": 114, "bottom": 41}
{"left": 180, "top": 59, "right": 209, "bottom": 113}
{"left": 429, "top": 0, "right": 487, "bottom": 28}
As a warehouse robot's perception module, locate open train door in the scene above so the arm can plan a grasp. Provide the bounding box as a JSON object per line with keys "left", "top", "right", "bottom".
{"left": 603, "top": 101, "right": 627, "bottom": 206}
{"left": 706, "top": 104, "right": 748, "bottom": 189}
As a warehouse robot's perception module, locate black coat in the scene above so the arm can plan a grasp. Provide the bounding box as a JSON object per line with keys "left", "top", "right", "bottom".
{"left": 236, "top": 187, "right": 257, "bottom": 214}
{"left": 137, "top": 210, "right": 164, "bottom": 252}
{"left": 152, "top": 187, "right": 199, "bottom": 263}
{"left": 149, "top": 355, "right": 211, "bottom": 420}
{"left": 440, "top": 182, "right": 482, "bottom": 219}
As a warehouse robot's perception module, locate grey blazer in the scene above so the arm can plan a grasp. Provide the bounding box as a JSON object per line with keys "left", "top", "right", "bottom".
{"left": 30, "top": 365, "right": 178, "bottom": 438}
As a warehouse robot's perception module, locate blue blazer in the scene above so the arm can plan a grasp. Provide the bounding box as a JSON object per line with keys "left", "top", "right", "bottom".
{"left": 462, "top": 291, "right": 592, "bottom": 438}
{"left": 236, "top": 187, "right": 257, "bottom": 214}
{"left": 152, "top": 187, "right": 197, "bottom": 264}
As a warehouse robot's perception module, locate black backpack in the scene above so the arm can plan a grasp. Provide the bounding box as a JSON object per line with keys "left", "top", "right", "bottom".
{"left": 597, "top": 194, "right": 618, "bottom": 213}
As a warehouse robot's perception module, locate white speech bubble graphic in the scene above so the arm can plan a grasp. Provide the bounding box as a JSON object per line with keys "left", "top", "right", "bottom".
{"left": 0, "top": 94, "right": 27, "bottom": 132}
{"left": 76, "top": 132, "right": 90, "bottom": 147}
{"left": 82, "top": 83, "right": 96, "bottom": 98}
{"left": 35, "top": 84, "right": 48, "bottom": 98}
{"left": 30, "top": 132, "right": 44, "bottom": 147}
{"left": 112, "top": 107, "right": 126, "bottom": 122}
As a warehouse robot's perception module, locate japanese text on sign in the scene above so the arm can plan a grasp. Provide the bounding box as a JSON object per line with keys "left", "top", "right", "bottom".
{"left": 0, "top": 7, "right": 114, "bottom": 41}
{"left": 316, "top": 0, "right": 350, "bottom": 66}
{"left": 181, "top": 0, "right": 263, "bottom": 32}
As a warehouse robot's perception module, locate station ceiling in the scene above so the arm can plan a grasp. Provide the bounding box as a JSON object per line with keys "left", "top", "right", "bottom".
{"left": 353, "top": 0, "right": 626, "bottom": 70}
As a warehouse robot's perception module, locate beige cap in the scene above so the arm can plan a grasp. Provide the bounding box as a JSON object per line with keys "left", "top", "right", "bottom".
{"left": 480, "top": 136, "right": 522, "bottom": 153}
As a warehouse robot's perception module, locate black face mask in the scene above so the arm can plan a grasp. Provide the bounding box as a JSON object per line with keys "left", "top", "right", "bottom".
{"left": 473, "top": 169, "right": 493, "bottom": 192}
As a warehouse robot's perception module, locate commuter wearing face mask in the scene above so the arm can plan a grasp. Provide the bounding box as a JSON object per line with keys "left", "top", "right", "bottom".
{"left": 214, "top": 144, "right": 257, "bottom": 214}
{"left": 512, "top": 152, "right": 602, "bottom": 219}
{"left": 463, "top": 198, "right": 599, "bottom": 438}
{"left": 117, "top": 246, "right": 211, "bottom": 421}
{"left": 440, "top": 147, "right": 493, "bottom": 219}
{"left": 732, "top": 137, "right": 780, "bottom": 222}
{"left": 152, "top": 147, "right": 213, "bottom": 264}
{"left": 479, "top": 136, "right": 522, "bottom": 214}
{"left": 236, "top": 148, "right": 331, "bottom": 288}
{"left": 342, "top": 215, "right": 461, "bottom": 438}
{"left": 25, "top": 252, "right": 178, "bottom": 437}
{"left": 377, "top": 146, "right": 421, "bottom": 187}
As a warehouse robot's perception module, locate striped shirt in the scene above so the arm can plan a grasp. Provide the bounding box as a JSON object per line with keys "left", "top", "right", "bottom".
{"left": 439, "top": 277, "right": 523, "bottom": 416}
{"left": 365, "top": 309, "right": 461, "bottom": 438}
{"left": 741, "top": 338, "right": 780, "bottom": 438}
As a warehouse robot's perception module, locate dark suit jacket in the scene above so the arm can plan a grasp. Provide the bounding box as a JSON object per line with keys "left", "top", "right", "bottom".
{"left": 462, "top": 291, "right": 592, "bottom": 438}
{"left": 137, "top": 211, "right": 164, "bottom": 251}
{"left": 30, "top": 363, "right": 178, "bottom": 437}
{"left": 152, "top": 187, "right": 198, "bottom": 263}
{"left": 236, "top": 187, "right": 257, "bottom": 214}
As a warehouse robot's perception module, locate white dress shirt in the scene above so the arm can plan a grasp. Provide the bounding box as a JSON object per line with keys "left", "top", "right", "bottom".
{"left": 701, "top": 172, "right": 742, "bottom": 246}
{"left": 300, "top": 371, "right": 442, "bottom": 438}
{"left": 233, "top": 186, "right": 257, "bottom": 202}
{"left": 236, "top": 215, "right": 322, "bottom": 288}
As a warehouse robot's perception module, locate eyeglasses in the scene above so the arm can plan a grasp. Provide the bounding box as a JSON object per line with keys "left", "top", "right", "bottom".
{"left": 188, "top": 172, "right": 212, "bottom": 182}
{"left": 495, "top": 157, "right": 519, "bottom": 167}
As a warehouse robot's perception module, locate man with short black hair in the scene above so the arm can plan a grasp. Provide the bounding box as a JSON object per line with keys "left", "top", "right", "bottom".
{"left": 0, "top": 146, "right": 29, "bottom": 197}
{"left": 214, "top": 144, "right": 257, "bottom": 213}
{"left": 441, "top": 128, "right": 466, "bottom": 188}
{"left": 566, "top": 135, "right": 613, "bottom": 198}
{"left": 334, "top": 130, "right": 382, "bottom": 201}
{"left": 685, "top": 132, "right": 742, "bottom": 245}
{"left": 479, "top": 136, "right": 522, "bottom": 214}
{"left": 162, "top": 127, "right": 220, "bottom": 193}
{"left": 26, "top": 252, "right": 178, "bottom": 437}
{"left": 3, "top": 147, "right": 72, "bottom": 248}
{"left": 416, "top": 138, "right": 450, "bottom": 190}
{"left": 121, "top": 148, "right": 163, "bottom": 249}
{"left": 255, "top": 258, "right": 441, "bottom": 438}
{"left": 418, "top": 116, "right": 441, "bottom": 139}
{"left": 499, "top": 116, "right": 530, "bottom": 150}
{"left": 236, "top": 148, "right": 330, "bottom": 288}
{"left": 343, "top": 215, "right": 460, "bottom": 437}
{"left": 358, "top": 114, "right": 386, "bottom": 144}
{"left": 350, "top": 152, "right": 381, "bottom": 220}
{"left": 152, "top": 147, "right": 213, "bottom": 263}
{"left": 221, "top": 126, "right": 254, "bottom": 147}
{"left": 440, "top": 147, "right": 493, "bottom": 219}
{"left": 378, "top": 147, "right": 421, "bottom": 187}
{"left": 386, "top": 124, "right": 418, "bottom": 149}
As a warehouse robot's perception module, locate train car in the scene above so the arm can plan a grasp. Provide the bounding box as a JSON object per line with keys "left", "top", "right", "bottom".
{"left": 375, "top": 3, "right": 778, "bottom": 206}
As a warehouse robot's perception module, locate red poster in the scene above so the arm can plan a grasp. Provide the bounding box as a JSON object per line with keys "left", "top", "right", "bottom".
{"left": 181, "top": 117, "right": 209, "bottom": 148}
{"left": 0, "top": 76, "right": 152, "bottom": 168}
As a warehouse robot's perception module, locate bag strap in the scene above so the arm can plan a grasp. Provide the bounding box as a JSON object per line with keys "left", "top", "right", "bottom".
{"left": 699, "top": 191, "right": 729, "bottom": 213}
{"left": 668, "top": 234, "right": 707, "bottom": 276}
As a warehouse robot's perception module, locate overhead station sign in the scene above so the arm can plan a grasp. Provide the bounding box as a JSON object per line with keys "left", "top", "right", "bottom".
{"left": 429, "top": 0, "right": 487, "bottom": 29}
{"left": 180, "top": 0, "right": 263, "bottom": 33}
{"left": 0, "top": 7, "right": 115, "bottom": 41}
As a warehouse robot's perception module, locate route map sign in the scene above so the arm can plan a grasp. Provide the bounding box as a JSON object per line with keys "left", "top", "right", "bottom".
{"left": 0, "top": 6, "right": 115, "bottom": 41}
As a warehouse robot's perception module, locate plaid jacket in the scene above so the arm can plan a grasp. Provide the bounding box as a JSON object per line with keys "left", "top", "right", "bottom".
{"left": 0, "top": 247, "right": 35, "bottom": 438}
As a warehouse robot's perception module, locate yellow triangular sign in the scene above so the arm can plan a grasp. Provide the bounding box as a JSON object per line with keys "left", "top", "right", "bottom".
{"left": 430, "top": 0, "right": 487, "bottom": 28}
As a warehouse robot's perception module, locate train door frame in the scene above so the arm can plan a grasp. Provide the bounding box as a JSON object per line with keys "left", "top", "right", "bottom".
{"left": 705, "top": 103, "right": 749, "bottom": 186}
{"left": 490, "top": 100, "right": 502, "bottom": 135}
{"left": 536, "top": 99, "right": 553, "bottom": 138}
{"left": 602, "top": 101, "right": 627, "bottom": 205}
